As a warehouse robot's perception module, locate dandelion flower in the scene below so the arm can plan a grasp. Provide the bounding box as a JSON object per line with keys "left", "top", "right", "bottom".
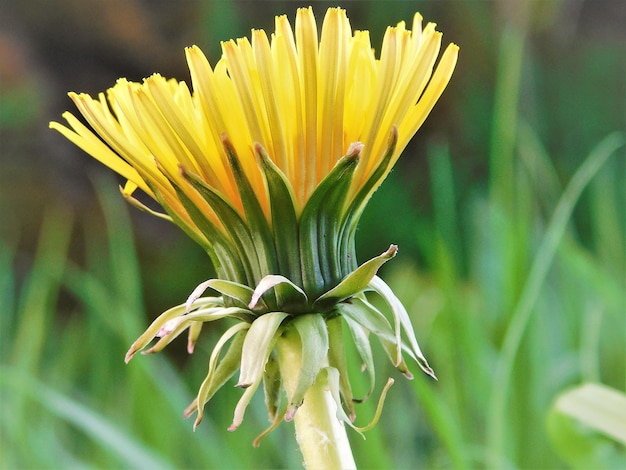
{"left": 51, "top": 7, "right": 457, "bottom": 468}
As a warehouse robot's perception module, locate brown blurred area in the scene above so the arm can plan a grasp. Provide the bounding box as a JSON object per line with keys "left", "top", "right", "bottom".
{"left": 0, "top": 0, "right": 355, "bottom": 240}
{"left": 0, "top": 0, "right": 366, "bottom": 310}
{"left": 2, "top": 0, "right": 200, "bottom": 223}
{"left": 1, "top": 0, "right": 220, "bottom": 309}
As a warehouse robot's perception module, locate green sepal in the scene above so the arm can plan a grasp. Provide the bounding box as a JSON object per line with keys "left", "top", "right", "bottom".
{"left": 336, "top": 297, "right": 395, "bottom": 344}
{"left": 249, "top": 274, "right": 308, "bottom": 313}
{"left": 147, "top": 181, "right": 224, "bottom": 273}
{"left": 299, "top": 153, "right": 360, "bottom": 299}
{"left": 125, "top": 297, "right": 220, "bottom": 362}
{"left": 314, "top": 245, "right": 397, "bottom": 310}
{"left": 163, "top": 306, "right": 248, "bottom": 333}
{"left": 352, "top": 378, "right": 395, "bottom": 433}
{"left": 320, "top": 366, "right": 363, "bottom": 437}
{"left": 285, "top": 314, "right": 329, "bottom": 421}
{"left": 253, "top": 408, "right": 286, "bottom": 448}
{"left": 222, "top": 138, "right": 279, "bottom": 280}
{"left": 148, "top": 181, "right": 211, "bottom": 251}
{"left": 345, "top": 128, "right": 397, "bottom": 221}
{"left": 119, "top": 185, "right": 171, "bottom": 221}
{"left": 326, "top": 315, "right": 356, "bottom": 420}
{"left": 143, "top": 307, "right": 251, "bottom": 355}
{"left": 256, "top": 144, "right": 302, "bottom": 288}
{"left": 367, "top": 275, "right": 436, "bottom": 379}
{"left": 315, "top": 143, "right": 362, "bottom": 286}
{"left": 342, "top": 314, "right": 376, "bottom": 402}
{"left": 262, "top": 353, "right": 282, "bottom": 422}
{"left": 229, "top": 370, "right": 263, "bottom": 432}
{"left": 186, "top": 278, "right": 262, "bottom": 312}
{"left": 336, "top": 296, "right": 413, "bottom": 378}
{"left": 189, "top": 322, "right": 248, "bottom": 430}
{"left": 237, "top": 312, "right": 289, "bottom": 388}
{"left": 180, "top": 165, "right": 261, "bottom": 285}
{"left": 187, "top": 321, "right": 203, "bottom": 354}
{"left": 157, "top": 176, "right": 248, "bottom": 283}
{"left": 339, "top": 128, "right": 398, "bottom": 274}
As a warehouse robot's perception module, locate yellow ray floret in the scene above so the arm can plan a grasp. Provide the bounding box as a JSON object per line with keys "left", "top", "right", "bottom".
{"left": 50, "top": 6, "right": 458, "bottom": 237}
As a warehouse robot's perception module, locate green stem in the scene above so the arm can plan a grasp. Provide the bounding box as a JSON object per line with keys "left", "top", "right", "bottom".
{"left": 276, "top": 327, "right": 356, "bottom": 470}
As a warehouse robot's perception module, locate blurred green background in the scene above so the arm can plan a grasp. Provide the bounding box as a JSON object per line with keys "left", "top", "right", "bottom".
{"left": 1, "top": 0, "right": 624, "bottom": 468}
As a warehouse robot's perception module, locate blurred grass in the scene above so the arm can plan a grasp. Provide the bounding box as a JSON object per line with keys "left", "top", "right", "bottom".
{"left": 2, "top": 0, "right": 625, "bottom": 468}
{"left": 1, "top": 180, "right": 303, "bottom": 469}
{"left": 2, "top": 133, "right": 623, "bottom": 470}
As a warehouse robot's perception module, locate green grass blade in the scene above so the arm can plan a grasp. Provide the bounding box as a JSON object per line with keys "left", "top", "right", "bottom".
{"left": 10, "top": 207, "right": 72, "bottom": 370}
{"left": 489, "top": 25, "right": 525, "bottom": 211}
{"left": 486, "top": 132, "right": 625, "bottom": 467}
{"left": 1, "top": 367, "right": 172, "bottom": 469}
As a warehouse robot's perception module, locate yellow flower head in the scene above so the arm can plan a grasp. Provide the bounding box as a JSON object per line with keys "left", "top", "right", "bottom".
{"left": 51, "top": 7, "right": 457, "bottom": 259}
{"left": 50, "top": 7, "right": 458, "bottom": 441}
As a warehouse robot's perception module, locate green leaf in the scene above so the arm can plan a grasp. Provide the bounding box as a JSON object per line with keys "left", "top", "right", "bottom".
{"left": 256, "top": 144, "right": 302, "bottom": 287}
{"left": 149, "top": 180, "right": 240, "bottom": 279}
{"left": 314, "top": 245, "right": 397, "bottom": 310}
{"left": 337, "top": 297, "right": 394, "bottom": 343}
{"left": 285, "top": 314, "right": 329, "bottom": 420}
{"left": 547, "top": 383, "right": 626, "bottom": 469}
{"left": 554, "top": 383, "right": 626, "bottom": 444}
{"left": 353, "top": 377, "right": 395, "bottom": 433}
{"left": 346, "top": 127, "right": 398, "bottom": 222}
{"left": 237, "top": 312, "right": 289, "bottom": 388}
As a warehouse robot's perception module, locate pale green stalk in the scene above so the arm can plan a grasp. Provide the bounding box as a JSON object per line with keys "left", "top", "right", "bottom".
{"left": 276, "top": 326, "right": 356, "bottom": 470}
